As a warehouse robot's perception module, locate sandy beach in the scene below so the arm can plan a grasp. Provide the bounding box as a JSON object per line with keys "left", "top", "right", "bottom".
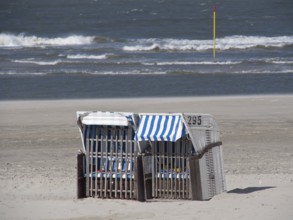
{"left": 0, "top": 95, "right": 293, "bottom": 220}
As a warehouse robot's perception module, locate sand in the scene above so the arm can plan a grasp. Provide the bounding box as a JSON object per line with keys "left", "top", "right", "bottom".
{"left": 0, "top": 95, "right": 293, "bottom": 220}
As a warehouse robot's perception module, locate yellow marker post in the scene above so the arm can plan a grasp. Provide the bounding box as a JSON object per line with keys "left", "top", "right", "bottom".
{"left": 213, "top": 4, "right": 216, "bottom": 59}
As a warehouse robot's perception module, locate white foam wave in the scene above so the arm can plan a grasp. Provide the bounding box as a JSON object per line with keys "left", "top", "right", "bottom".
{"left": 12, "top": 59, "right": 62, "bottom": 65}
{"left": 218, "top": 36, "right": 293, "bottom": 50}
{"left": 123, "top": 35, "right": 293, "bottom": 51}
{"left": 248, "top": 58, "right": 293, "bottom": 64}
{"left": 123, "top": 44, "right": 160, "bottom": 51}
{"left": 270, "top": 60, "right": 293, "bottom": 64}
{"left": 237, "top": 69, "right": 293, "bottom": 74}
{"left": 77, "top": 70, "right": 166, "bottom": 75}
{"left": 0, "top": 71, "right": 47, "bottom": 75}
{"left": 143, "top": 61, "right": 241, "bottom": 65}
{"left": 0, "top": 33, "right": 94, "bottom": 48}
{"left": 2, "top": 69, "right": 292, "bottom": 76}
{"left": 0, "top": 70, "right": 164, "bottom": 76}
{"left": 67, "top": 54, "right": 109, "bottom": 60}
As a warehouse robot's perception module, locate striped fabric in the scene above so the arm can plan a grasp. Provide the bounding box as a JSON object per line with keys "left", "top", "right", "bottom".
{"left": 135, "top": 114, "right": 187, "bottom": 142}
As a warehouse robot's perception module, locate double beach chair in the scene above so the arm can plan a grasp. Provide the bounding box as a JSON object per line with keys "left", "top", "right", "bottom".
{"left": 77, "top": 111, "right": 226, "bottom": 201}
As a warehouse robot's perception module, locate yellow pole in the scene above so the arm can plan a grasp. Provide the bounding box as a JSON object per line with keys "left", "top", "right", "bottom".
{"left": 213, "top": 4, "right": 216, "bottom": 59}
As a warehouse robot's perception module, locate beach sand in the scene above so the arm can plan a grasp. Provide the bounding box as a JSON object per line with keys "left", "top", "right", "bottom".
{"left": 0, "top": 95, "right": 293, "bottom": 220}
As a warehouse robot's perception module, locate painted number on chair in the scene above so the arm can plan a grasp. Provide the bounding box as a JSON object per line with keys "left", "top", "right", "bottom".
{"left": 187, "top": 115, "right": 202, "bottom": 126}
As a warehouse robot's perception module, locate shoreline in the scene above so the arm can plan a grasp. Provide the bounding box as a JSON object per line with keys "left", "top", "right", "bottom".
{"left": 1, "top": 93, "right": 293, "bottom": 102}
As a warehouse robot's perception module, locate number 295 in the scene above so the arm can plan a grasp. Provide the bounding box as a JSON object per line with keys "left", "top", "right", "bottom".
{"left": 187, "top": 115, "right": 202, "bottom": 126}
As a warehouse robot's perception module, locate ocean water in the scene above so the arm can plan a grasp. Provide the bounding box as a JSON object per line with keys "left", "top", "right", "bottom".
{"left": 0, "top": 0, "right": 293, "bottom": 100}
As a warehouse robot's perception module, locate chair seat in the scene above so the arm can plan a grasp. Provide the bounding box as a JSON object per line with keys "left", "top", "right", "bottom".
{"left": 87, "top": 171, "right": 134, "bottom": 180}
{"left": 156, "top": 170, "right": 189, "bottom": 179}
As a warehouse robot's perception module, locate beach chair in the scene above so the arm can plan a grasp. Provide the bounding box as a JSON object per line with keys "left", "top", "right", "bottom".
{"left": 76, "top": 111, "right": 144, "bottom": 200}
{"left": 135, "top": 113, "right": 226, "bottom": 200}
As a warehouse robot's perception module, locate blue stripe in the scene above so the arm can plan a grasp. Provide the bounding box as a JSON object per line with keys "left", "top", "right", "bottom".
{"left": 181, "top": 125, "right": 186, "bottom": 138}
{"left": 140, "top": 115, "right": 149, "bottom": 142}
{"left": 134, "top": 117, "right": 141, "bottom": 141}
{"left": 153, "top": 116, "right": 162, "bottom": 141}
{"left": 166, "top": 116, "right": 176, "bottom": 141}
{"left": 135, "top": 115, "right": 144, "bottom": 141}
{"left": 147, "top": 116, "right": 156, "bottom": 140}
{"left": 160, "top": 116, "right": 169, "bottom": 141}
{"left": 172, "top": 116, "right": 181, "bottom": 142}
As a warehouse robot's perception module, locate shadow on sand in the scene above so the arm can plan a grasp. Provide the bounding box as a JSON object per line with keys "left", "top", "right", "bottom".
{"left": 228, "top": 186, "right": 276, "bottom": 194}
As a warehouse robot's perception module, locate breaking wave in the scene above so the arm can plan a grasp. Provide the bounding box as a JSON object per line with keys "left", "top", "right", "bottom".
{"left": 66, "top": 54, "right": 109, "bottom": 60}
{"left": 12, "top": 59, "right": 63, "bottom": 65}
{"left": 0, "top": 70, "right": 166, "bottom": 76}
{"left": 0, "top": 71, "right": 47, "bottom": 76}
{"left": 1, "top": 68, "right": 292, "bottom": 76}
{"left": 123, "top": 35, "right": 293, "bottom": 51}
{"left": 236, "top": 69, "right": 293, "bottom": 74}
{"left": 269, "top": 60, "right": 293, "bottom": 64}
{"left": 0, "top": 33, "right": 95, "bottom": 48}
{"left": 143, "top": 61, "right": 241, "bottom": 65}
{"left": 2, "top": 33, "right": 293, "bottom": 51}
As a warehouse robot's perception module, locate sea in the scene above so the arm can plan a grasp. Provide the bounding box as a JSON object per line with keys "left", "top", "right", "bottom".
{"left": 0, "top": 0, "right": 293, "bottom": 100}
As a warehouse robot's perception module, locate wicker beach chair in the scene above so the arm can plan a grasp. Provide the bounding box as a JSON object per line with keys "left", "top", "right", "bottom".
{"left": 76, "top": 111, "right": 144, "bottom": 200}
{"left": 135, "top": 113, "right": 226, "bottom": 200}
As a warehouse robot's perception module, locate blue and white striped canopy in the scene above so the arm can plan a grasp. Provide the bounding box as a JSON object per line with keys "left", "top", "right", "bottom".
{"left": 135, "top": 114, "right": 187, "bottom": 142}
